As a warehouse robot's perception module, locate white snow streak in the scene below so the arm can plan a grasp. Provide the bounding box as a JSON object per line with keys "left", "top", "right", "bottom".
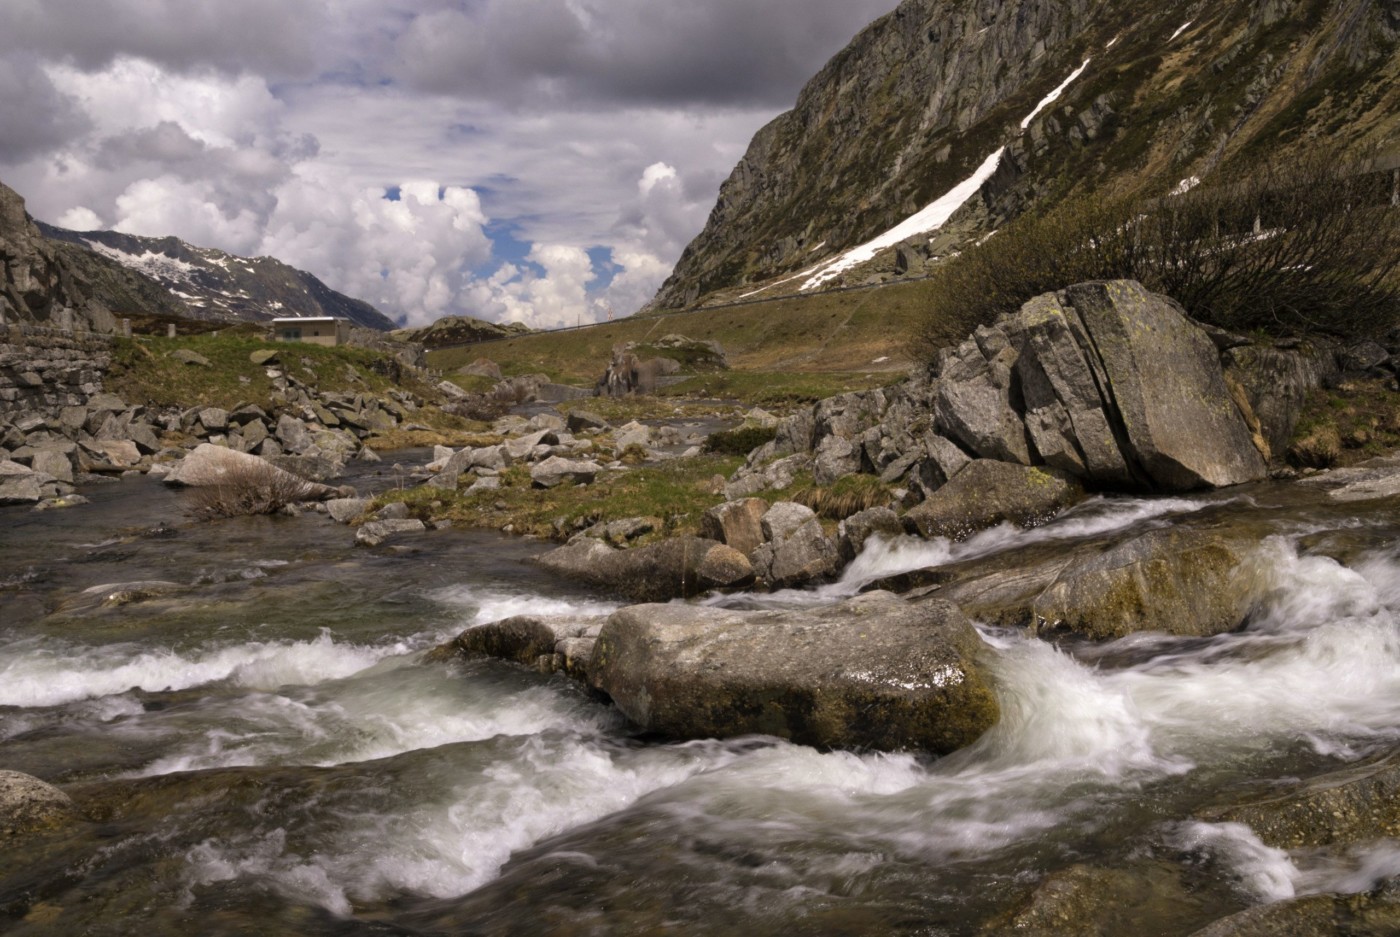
{"left": 1169, "top": 21, "right": 1193, "bottom": 42}
{"left": 1020, "top": 59, "right": 1091, "bottom": 130}
{"left": 794, "top": 57, "right": 1092, "bottom": 293}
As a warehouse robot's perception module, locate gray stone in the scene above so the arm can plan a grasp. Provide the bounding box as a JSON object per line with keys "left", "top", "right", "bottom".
{"left": 198, "top": 407, "right": 228, "bottom": 432}
{"left": 171, "top": 348, "right": 211, "bottom": 367}
{"left": 249, "top": 348, "right": 279, "bottom": 366}
{"left": 30, "top": 447, "right": 74, "bottom": 483}
{"left": 0, "top": 460, "right": 41, "bottom": 504}
{"left": 566, "top": 409, "right": 609, "bottom": 433}
{"left": 1063, "top": 281, "right": 1266, "bottom": 489}
{"left": 614, "top": 421, "right": 652, "bottom": 451}
{"left": 934, "top": 329, "right": 1033, "bottom": 464}
{"left": 374, "top": 501, "right": 411, "bottom": 520}
{"left": 761, "top": 501, "right": 818, "bottom": 544}
{"left": 465, "top": 476, "right": 501, "bottom": 494}
{"left": 355, "top": 518, "right": 426, "bottom": 546}
{"left": 700, "top": 498, "right": 768, "bottom": 556}
{"left": 904, "top": 459, "right": 1084, "bottom": 540}
{"left": 530, "top": 456, "right": 602, "bottom": 488}
{"left": 162, "top": 443, "right": 336, "bottom": 499}
{"left": 589, "top": 592, "right": 998, "bottom": 753}
{"left": 275, "top": 415, "right": 314, "bottom": 454}
{"left": 813, "top": 433, "right": 863, "bottom": 485}
{"left": 505, "top": 429, "right": 558, "bottom": 461}
{"left": 326, "top": 498, "right": 368, "bottom": 523}
{"left": 838, "top": 506, "right": 904, "bottom": 562}
{"left": 765, "top": 518, "right": 841, "bottom": 587}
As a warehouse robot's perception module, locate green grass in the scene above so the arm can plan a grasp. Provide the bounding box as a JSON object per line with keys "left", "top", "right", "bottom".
{"left": 1289, "top": 378, "right": 1400, "bottom": 467}
{"left": 660, "top": 371, "right": 894, "bottom": 407}
{"left": 110, "top": 332, "right": 439, "bottom": 412}
{"left": 374, "top": 453, "right": 745, "bottom": 540}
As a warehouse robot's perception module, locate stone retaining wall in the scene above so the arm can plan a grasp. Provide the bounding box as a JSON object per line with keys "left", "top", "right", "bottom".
{"left": 0, "top": 324, "right": 113, "bottom": 420}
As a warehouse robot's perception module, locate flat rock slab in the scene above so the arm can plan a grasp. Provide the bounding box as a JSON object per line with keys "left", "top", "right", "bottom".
{"left": 589, "top": 591, "right": 998, "bottom": 753}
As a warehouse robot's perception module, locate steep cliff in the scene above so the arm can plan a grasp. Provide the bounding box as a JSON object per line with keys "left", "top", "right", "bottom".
{"left": 651, "top": 0, "right": 1400, "bottom": 309}
{"left": 0, "top": 181, "right": 186, "bottom": 333}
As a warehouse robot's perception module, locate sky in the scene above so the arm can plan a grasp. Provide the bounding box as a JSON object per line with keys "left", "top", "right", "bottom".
{"left": 0, "top": 0, "right": 896, "bottom": 329}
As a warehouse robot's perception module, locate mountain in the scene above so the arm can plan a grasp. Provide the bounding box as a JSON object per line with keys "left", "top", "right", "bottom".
{"left": 390, "top": 315, "right": 532, "bottom": 349}
{"left": 38, "top": 223, "right": 397, "bottom": 331}
{"left": 650, "top": 0, "right": 1400, "bottom": 310}
{"left": 1, "top": 180, "right": 190, "bottom": 332}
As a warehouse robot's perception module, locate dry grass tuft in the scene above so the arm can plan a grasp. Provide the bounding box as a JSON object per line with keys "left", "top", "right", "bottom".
{"left": 184, "top": 461, "right": 316, "bottom": 519}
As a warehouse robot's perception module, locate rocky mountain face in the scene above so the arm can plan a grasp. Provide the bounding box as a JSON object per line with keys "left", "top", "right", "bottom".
{"left": 1, "top": 181, "right": 187, "bottom": 332}
{"left": 39, "top": 222, "right": 397, "bottom": 331}
{"left": 650, "top": 0, "right": 1400, "bottom": 309}
{"left": 390, "top": 315, "right": 532, "bottom": 349}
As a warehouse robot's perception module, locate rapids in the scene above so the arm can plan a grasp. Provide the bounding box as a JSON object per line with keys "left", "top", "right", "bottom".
{"left": 4, "top": 472, "right": 1400, "bottom": 934}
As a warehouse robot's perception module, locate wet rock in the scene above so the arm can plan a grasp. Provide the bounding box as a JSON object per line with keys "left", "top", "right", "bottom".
{"left": 530, "top": 456, "right": 602, "bottom": 488}
{"left": 1188, "top": 891, "right": 1400, "bottom": 937}
{"left": 837, "top": 506, "right": 903, "bottom": 562}
{"left": 537, "top": 536, "right": 754, "bottom": 602}
{"left": 355, "top": 518, "right": 426, "bottom": 546}
{"left": 986, "top": 861, "right": 1215, "bottom": 937}
{"left": 440, "top": 614, "right": 598, "bottom": 670}
{"left": 589, "top": 591, "right": 998, "bottom": 753}
{"left": 700, "top": 498, "right": 768, "bottom": 556}
{"left": 1298, "top": 455, "right": 1400, "bottom": 502}
{"left": 0, "top": 770, "right": 78, "bottom": 836}
{"left": 752, "top": 505, "right": 841, "bottom": 589}
{"left": 1031, "top": 527, "right": 1256, "bottom": 640}
{"left": 903, "top": 459, "right": 1083, "bottom": 540}
{"left": 325, "top": 497, "right": 367, "bottom": 524}
{"left": 1199, "top": 750, "right": 1400, "bottom": 849}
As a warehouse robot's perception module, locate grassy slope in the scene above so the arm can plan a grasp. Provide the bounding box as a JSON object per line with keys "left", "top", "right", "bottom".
{"left": 426, "top": 278, "right": 970, "bottom": 403}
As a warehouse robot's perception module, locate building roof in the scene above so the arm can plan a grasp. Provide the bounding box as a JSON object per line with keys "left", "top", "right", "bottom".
{"left": 271, "top": 316, "right": 343, "bottom": 324}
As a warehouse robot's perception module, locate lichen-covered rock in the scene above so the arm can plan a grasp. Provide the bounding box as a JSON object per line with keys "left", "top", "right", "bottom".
{"left": 903, "top": 459, "right": 1083, "bottom": 540}
{"left": 1031, "top": 527, "right": 1256, "bottom": 640}
{"left": 589, "top": 591, "right": 998, "bottom": 753}
{"left": 0, "top": 770, "right": 77, "bottom": 836}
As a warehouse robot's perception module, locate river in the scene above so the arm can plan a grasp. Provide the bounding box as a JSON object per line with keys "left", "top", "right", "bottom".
{"left": 4, "top": 469, "right": 1400, "bottom": 935}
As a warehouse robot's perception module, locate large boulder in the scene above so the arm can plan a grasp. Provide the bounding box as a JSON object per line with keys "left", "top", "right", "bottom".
{"left": 0, "top": 459, "right": 44, "bottom": 504}
{"left": 589, "top": 591, "right": 998, "bottom": 753}
{"left": 1030, "top": 527, "right": 1256, "bottom": 640}
{"left": 1063, "top": 281, "right": 1267, "bottom": 489}
{"left": 530, "top": 456, "right": 602, "bottom": 488}
{"left": 903, "top": 459, "right": 1083, "bottom": 540}
{"left": 162, "top": 444, "right": 337, "bottom": 499}
{"left": 536, "top": 536, "right": 754, "bottom": 602}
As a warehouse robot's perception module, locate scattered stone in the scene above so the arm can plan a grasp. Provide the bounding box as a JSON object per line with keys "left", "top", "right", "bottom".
{"left": 249, "top": 348, "right": 279, "bottom": 366}
{"left": 171, "top": 349, "right": 211, "bottom": 367}
{"left": 326, "top": 498, "right": 367, "bottom": 524}
{"left": 566, "top": 410, "right": 609, "bottom": 433}
{"left": 530, "top": 456, "right": 602, "bottom": 488}
{"left": 536, "top": 536, "right": 753, "bottom": 602}
{"left": 700, "top": 498, "right": 768, "bottom": 556}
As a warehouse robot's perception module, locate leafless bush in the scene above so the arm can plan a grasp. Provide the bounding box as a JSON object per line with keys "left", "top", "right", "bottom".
{"left": 184, "top": 460, "right": 316, "bottom": 519}
{"left": 917, "top": 149, "right": 1400, "bottom": 356}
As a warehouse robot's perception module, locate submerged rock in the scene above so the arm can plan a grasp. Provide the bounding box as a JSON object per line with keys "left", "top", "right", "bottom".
{"left": 589, "top": 591, "right": 998, "bottom": 753}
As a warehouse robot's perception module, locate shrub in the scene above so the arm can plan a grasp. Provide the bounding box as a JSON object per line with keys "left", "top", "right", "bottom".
{"left": 184, "top": 461, "right": 317, "bottom": 519}
{"left": 917, "top": 148, "right": 1400, "bottom": 355}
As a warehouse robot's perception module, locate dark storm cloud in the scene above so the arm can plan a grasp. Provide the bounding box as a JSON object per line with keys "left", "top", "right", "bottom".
{"left": 0, "top": 0, "right": 327, "bottom": 77}
{"left": 0, "top": 56, "right": 92, "bottom": 163}
{"left": 393, "top": 0, "right": 899, "bottom": 108}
